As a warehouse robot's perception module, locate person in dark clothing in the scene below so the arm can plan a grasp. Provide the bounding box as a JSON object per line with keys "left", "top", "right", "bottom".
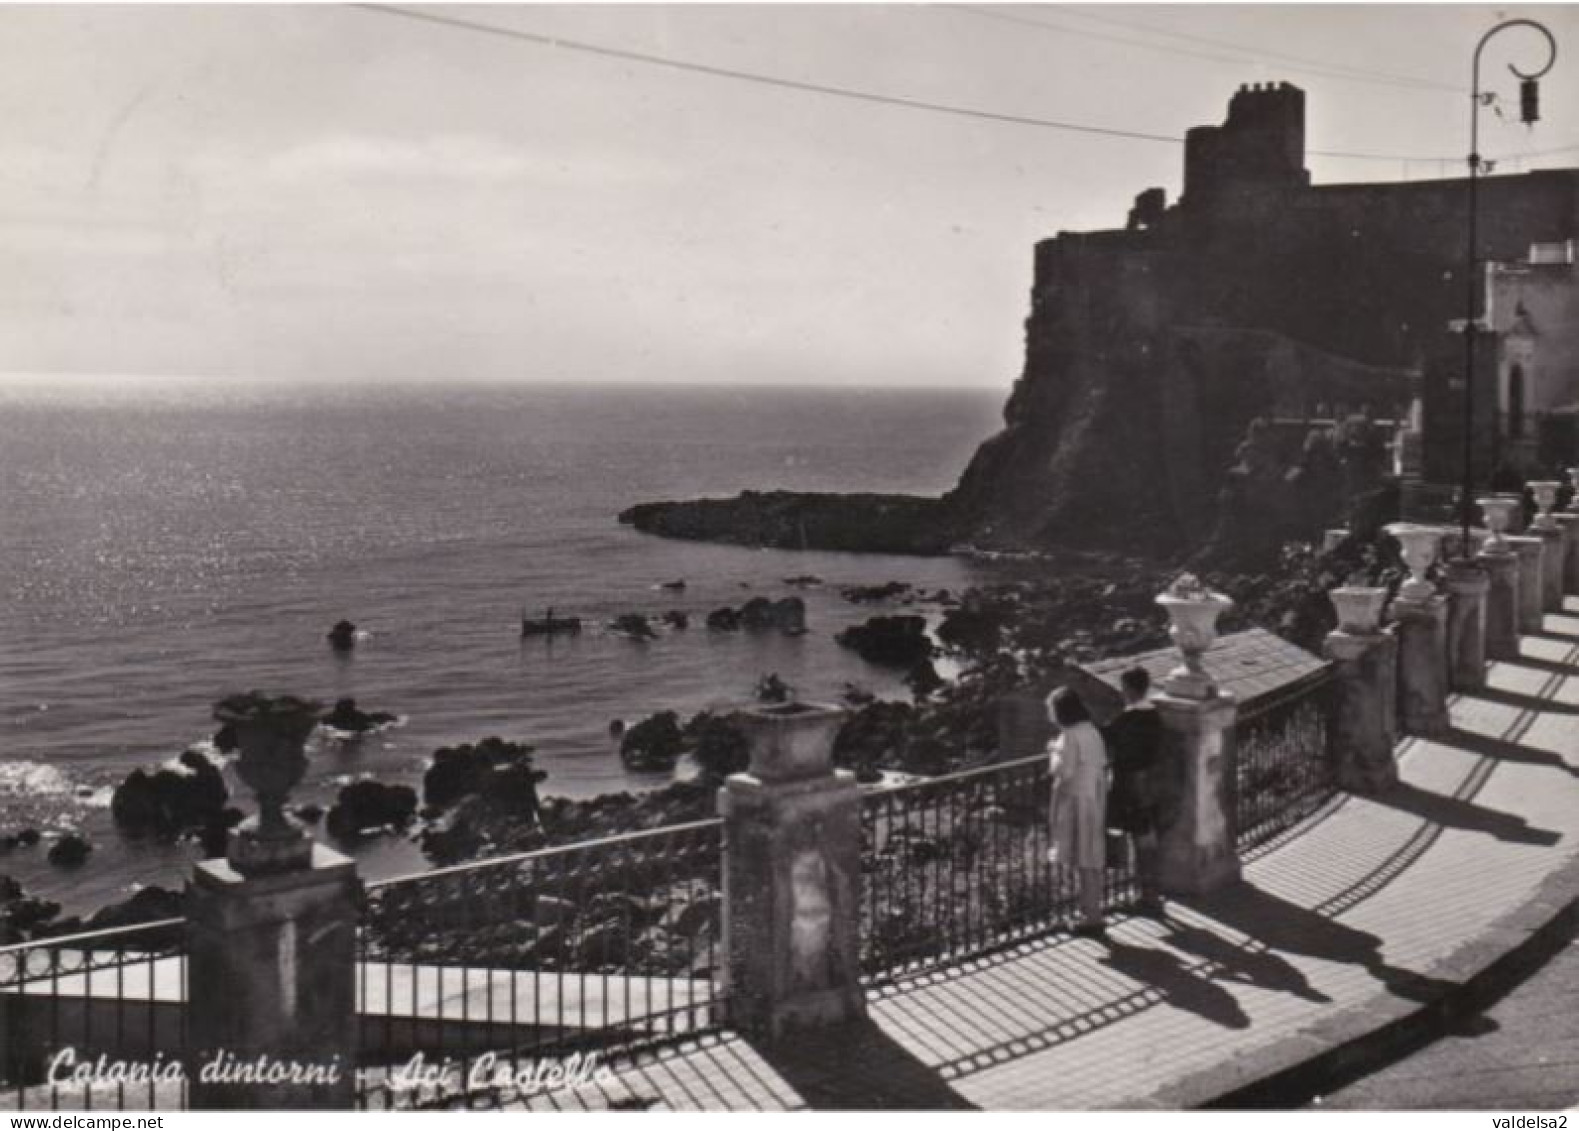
{"left": 1103, "top": 666, "right": 1167, "bottom": 916}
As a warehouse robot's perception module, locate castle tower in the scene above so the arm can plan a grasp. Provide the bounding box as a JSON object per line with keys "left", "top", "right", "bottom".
{"left": 1182, "top": 82, "right": 1310, "bottom": 213}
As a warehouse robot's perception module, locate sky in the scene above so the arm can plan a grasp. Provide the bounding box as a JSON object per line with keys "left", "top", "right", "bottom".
{"left": 1, "top": 2, "right": 1577, "bottom": 389}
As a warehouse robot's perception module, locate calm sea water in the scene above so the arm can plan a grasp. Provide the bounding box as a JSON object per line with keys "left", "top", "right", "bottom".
{"left": 0, "top": 380, "right": 1003, "bottom": 911}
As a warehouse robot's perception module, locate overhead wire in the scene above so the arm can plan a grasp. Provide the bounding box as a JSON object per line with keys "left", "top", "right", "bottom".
{"left": 352, "top": 4, "right": 1574, "bottom": 170}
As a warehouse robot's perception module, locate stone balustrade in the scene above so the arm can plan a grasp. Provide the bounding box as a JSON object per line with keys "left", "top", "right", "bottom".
{"left": 165, "top": 507, "right": 1579, "bottom": 1107}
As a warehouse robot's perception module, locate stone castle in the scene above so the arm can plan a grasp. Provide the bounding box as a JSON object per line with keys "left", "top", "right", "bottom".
{"left": 625, "top": 84, "right": 1579, "bottom": 560}
{"left": 949, "top": 81, "right": 1579, "bottom": 554}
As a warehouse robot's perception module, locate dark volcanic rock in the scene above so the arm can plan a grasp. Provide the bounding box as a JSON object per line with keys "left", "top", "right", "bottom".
{"left": 111, "top": 748, "right": 229, "bottom": 840}
{"left": 86, "top": 885, "right": 183, "bottom": 931}
{"left": 419, "top": 800, "right": 490, "bottom": 865}
{"left": 740, "top": 596, "right": 806, "bottom": 633}
{"left": 684, "top": 711, "right": 750, "bottom": 784}
{"left": 620, "top": 490, "right": 956, "bottom": 555}
{"left": 322, "top": 697, "right": 396, "bottom": 734}
{"left": 904, "top": 660, "right": 946, "bottom": 699}
{"left": 2, "top": 894, "right": 62, "bottom": 942}
{"left": 707, "top": 597, "right": 804, "bottom": 634}
{"left": 620, "top": 711, "right": 684, "bottom": 773}
{"left": 754, "top": 673, "right": 792, "bottom": 703}
{"left": 327, "top": 781, "right": 418, "bottom": 839}
{"left": 832, "top": 699, "right": 916, "bottom": 780}
{"left": 835, "top": 615, "right": 934, "bottom": 669}
{"left": 611, "top": 613, "right": 657, "bottom": 640}
{"left": 422, "top": 737, "right": 544, "bottom": 813}
{"left": 47, "top": 834, "right": 92, "bottom": 867}
{"left": 937, "top": 602, "right": 1008, "bottom": 653}
{"left": 841, "top": 581, "right": 913, "bottom": 604}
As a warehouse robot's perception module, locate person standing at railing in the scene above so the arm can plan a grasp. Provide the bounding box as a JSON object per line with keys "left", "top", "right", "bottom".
{"left": 1046, "top": 687, "right": 1109, "bottom": 938}
{"left": 1104, "top": 667, "right": 1167, "bottom": 919}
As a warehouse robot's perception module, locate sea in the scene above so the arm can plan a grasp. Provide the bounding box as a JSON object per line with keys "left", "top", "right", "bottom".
{"left": 0, "top": 380, "right": 1005, "bottom": 913}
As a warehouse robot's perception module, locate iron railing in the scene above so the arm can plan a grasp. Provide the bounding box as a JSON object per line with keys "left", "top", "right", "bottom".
{"left": 355, "top": 818, "right": 726, "bottom": 1109}
{"left": 1232, "top": 668, "right": 1337, "bottom": 850}
{"left": 859, "top": 755, "right": 1135, "bottom": 983}
{"left": 0, "top": 918, "right": 188, "bottom": 1111}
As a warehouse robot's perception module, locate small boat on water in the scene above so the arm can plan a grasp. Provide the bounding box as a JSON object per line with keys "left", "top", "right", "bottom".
{"left": 521, "top": 610, "right": 582, "bottom": 637}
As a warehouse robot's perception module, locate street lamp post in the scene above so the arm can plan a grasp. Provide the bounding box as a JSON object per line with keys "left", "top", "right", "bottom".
{"left": 1460, "top": 18, "right": 1556, "bottom": 556}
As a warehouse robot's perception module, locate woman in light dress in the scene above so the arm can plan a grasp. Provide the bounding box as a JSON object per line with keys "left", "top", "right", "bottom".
{"left": 1046, "top": 687, "right": 1109, "bottom": 937}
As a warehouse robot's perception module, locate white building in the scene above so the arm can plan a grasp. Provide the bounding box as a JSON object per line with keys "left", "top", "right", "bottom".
{"left": 1487, "top": 239, "right": 1579, "bottom": 474}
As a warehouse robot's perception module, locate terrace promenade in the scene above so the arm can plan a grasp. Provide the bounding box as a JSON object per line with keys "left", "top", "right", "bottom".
{"left": 9, "top": 507, "right": 1579, "bottom": 1113}
{"left": 509, "top": 600, "right": 1579, "bottom": 1111}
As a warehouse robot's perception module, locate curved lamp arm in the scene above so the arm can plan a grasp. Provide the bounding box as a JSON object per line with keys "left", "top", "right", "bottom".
{"left": 1474, "top": 18, "right": 1557, "bottom": 84}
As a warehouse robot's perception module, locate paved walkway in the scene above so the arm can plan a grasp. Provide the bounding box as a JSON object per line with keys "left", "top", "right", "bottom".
{"left": 1318, "top": 923, "right": 1579, "bottom": 1110}
{"left": 500, "top": 599, "right": 1579, "bottom": 1111}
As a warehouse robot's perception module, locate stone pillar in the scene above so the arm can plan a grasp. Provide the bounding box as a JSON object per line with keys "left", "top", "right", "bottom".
{"left": 1477, "top": 547, "right": 1523, "bottom": 661}
{"left": 1154, "top": 692, "right": 1241, "bottom": 895}
{"left": 1442, "top": 560, "right": 1489, "bottom": 692}
{"left": 186, "top": 693, "right": 358, "bottom": 1110}
{"left": 187, "top": 849, "right": 360, "bottom": 1109}
{"left": 1324, "top": 615, "right": 1400, "bottom": 793}
{"left": 1532, "top": 523, "right": 1566, "bottom": 612}
{"left": 1151, "top": 577, "right": 1240, "bottom": 895}
{"left": 1504, "top": 535, "right": 1546, "bottom": 634}
{"left": 1554, "top": 512, "right": 1579, "bottom": 596}
{"left": 721, "top": 703, "right": 864, "bottom": 1041}
{"left": 1391, "top": 594, "right": 1450, "bottom": 736}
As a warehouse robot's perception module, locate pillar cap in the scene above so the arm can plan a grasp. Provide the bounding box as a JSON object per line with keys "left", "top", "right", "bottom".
{"left": 735, "top": 701, "right": 846, "bottom": 784}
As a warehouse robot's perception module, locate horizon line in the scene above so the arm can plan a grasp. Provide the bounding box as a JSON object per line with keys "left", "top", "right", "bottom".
{"left": 0, "top": 371, "right": 1013, "bottom": 394}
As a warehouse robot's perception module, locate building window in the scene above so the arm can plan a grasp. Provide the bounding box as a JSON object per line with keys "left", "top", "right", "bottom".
{"left": 1508, "top": 363, "right": 1526, "bottom": 439}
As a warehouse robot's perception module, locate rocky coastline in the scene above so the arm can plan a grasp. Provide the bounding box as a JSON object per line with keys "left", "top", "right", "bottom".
{"left": 0, "top": 526, "right": 1401, "bottom": 946}
{"left": 619, "top": 489, "right": 957, "bottom": 555}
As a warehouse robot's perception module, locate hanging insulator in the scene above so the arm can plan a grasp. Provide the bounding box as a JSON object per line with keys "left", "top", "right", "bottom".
{"left": 1520, "top": 78, "right": 1540, "bottom": 125}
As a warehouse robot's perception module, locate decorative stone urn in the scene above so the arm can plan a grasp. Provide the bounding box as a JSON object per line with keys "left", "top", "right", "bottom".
{"left": 1530, "top": 480, "right": 1563, "bottom": 530}
{"left": 1155, "top": 573, "right": 1233, "bottom": 700}
{"left": 1478, "top": 495, "right": 1520, "bottom": 551}
{"left": 1384, "top": 523, "right": 1443, "bottom": 602}
{"left": 735, "top": 701, "right": 846, "bottom": 784}
{"left": 1330, "top": 585, "right": 1389, "bottom": 635}
{"left": 212, "top": 692, "right": 322, "bottom": 875}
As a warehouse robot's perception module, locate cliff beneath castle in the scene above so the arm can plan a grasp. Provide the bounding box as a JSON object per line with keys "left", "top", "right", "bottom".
{"left": 624, "top": 85, "right": 1579, "bottom": 559}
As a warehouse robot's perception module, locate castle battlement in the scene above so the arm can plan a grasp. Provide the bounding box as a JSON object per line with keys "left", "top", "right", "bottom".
{"left": 1184, "top": 80, "right": 1309, "bottom": 208}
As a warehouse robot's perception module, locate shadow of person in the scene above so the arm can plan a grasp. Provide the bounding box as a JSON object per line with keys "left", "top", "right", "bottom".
{"left": 744, "top": 1019, "right": 978, "bottom": 1110}
{"left": 1162, "top": 921, "right": 1332, "bottom": 1004}
{"left": 1179, "top": 882, "right": 1457, "bottom": 1006}
{"left": 1096, "top": 938, "right": 1250, "bottom": 1030}
{"left": 1371, "top": 781, "right": 1562, "bottom": 845}
{"left": 1443, "top": 1011, "right": 1501, "bottom": 1038}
